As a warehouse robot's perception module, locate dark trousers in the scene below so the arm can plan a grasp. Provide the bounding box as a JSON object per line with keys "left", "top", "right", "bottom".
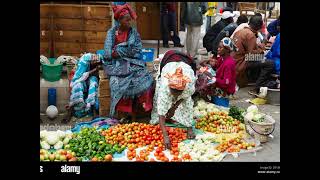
{"left": 161, "top": 12, "right": 181, "bottom": 45}
{"left": 247, "top": 60, "right": 275, "bottom": 89}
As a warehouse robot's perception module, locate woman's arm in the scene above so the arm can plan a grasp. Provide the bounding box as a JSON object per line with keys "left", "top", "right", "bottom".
{"left": 159, "top": 115, "right": 171, "bottom": 149}
{"left": 115, "top": 29, "right": 142, "bottom": 59}
{"left": 215, "top": 65, "right": 233, "bottom": 89}
{"left": 104, "top": 29, "right": 115, "bottom": 61}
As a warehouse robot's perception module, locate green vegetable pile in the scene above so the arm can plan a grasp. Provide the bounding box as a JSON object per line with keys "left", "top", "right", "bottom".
{"left": 66, "top": 127, "right": 125, "bottom": 161}
{"left": 228, "top": 106, "right": 245, "bottom": 123}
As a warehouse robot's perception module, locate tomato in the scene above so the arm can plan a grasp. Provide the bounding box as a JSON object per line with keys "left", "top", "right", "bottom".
{"left": 159, "top": 152, "right": 164, "bottom": 157}
{"left": 142, "top": 136, "right": 146, "bottom": 140}
{"left": 91, "top": 157, "right": 98, "bottom": 162}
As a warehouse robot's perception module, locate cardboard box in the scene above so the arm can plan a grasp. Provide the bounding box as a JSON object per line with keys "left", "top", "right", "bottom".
{"left": 98, "top": 79, "right": 110, "bottom": 97}
{"left": 99, "top": 79, "right": 109, "bottom": 89}
{"left": 99, "top": 96, "right": 110, "bottom": 111}
{"left": 98, "top": 88, "right": 110, "bottom": 97}
{"left": 99, "top": 70, "right": 108, "bottom": 79}
{"left": 99, "top": 109, "right": 110, "bottom": 117}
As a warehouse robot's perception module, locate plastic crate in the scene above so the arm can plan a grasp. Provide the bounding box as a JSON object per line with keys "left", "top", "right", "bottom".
{"left": 41, "top": 58, "right": 63, "bottom": 82}
{"left": 211, "top": 96, "right": 230, "bottom": 108}
{"left": 141, "top": 48, "right": 155, "bottom": 62}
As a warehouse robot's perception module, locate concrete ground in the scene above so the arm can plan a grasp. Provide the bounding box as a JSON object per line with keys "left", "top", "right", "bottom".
{"left": 223, "top": 86, "right": 280, "bottom": 162}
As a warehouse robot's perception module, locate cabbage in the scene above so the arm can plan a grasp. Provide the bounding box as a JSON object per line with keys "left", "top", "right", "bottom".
{"left": 41, "top": 141, "right": 51, "bottom": 150}
{"left": 56, "top": 130, "right": 66, "bottom": 140}
{"left": 45, "top": 132, "right": 60, "bottom": 145}
{"left": 244, "top": 112, "right": 254, "bottom": 121}
{"left": 54, "top": 141, "right": 64, "bottom": 150}
{"left": 253, "top": 113, "right": 264, "bottom": 122}
{"left": 247, "top": 105, "right": 259, "bottom": 113}
{"left": 40, "top": 130, "right": 48, "bottom": 139}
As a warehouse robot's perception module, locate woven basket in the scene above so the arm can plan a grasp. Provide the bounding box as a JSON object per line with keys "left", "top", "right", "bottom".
{"left": 244, "top": 114, "right": 275, "bottom": 143}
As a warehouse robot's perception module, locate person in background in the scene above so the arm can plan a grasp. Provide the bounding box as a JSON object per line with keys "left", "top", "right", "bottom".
{"left": 103, "top": 4, "right": 153, "bottom": 119}
{"left": 112, "top": 2, "right": 127, "bottom": 27}
{"left": 254, "top": 13, "right": 268, "bottom": 44}
{"left": 232, "top": 16, "right": 274, "bottom": 95}
{"left": 267, "top": 15, "right": 280, "bottom": 39}
{"left": 160, "top": 2, "right": 184, "bottom": 48}
{"left": 151, "top": 50, "right": 197, "bottom": 149}
{"left": 205, "top": 2, "right": 218, "bottom": 33}
{"left": 198, "top": 37, "right": 237, "bottom": 107}
{"left": 63, "top": 54, "right": 102, "bottom": 123}
{"left": 265, "top": 32, "right": 280, "bottom": 75}
{"left": 211, "top": 14, "right": 248, "bottom": 56}
{"left": 181, "top": 2, "right": 206, "bottom": 59}
{"left": 203, "top": 8, "right": 234, "bottom": 53}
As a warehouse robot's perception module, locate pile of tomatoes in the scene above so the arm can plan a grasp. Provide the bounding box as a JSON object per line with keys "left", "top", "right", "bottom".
{"left": 195, "top": 112, "right": 244, "bottom": 134}
{"left": 102, "top": 123, "right": 187, "bottom": 148}
{"left": 154, "top": 147, "right": 169, "bottom": 162}
{"left": 215, "top": 137, "right": 256, "bottom": 153}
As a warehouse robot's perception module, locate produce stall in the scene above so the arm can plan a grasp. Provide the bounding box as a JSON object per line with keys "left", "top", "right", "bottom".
{"left": 40, "top": 101, "right": 274, "bottom": 162}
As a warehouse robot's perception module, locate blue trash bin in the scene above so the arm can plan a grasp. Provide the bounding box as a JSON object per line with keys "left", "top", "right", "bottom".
{"left": 48, "top": 88, "right": 57, "bottom": 106}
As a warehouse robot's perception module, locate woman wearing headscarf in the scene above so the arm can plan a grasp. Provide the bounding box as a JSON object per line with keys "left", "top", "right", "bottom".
{"left": 103, "top": 4, "right": 153, "bottom": 118}
{"left": 63, "top": 53, "right": 102, "bottom": 123}
{"left": 199, "top": 37, "right": 237, "bottom": 107}
{"left": 151, "top": 50, "right": 197, "bottom": 150}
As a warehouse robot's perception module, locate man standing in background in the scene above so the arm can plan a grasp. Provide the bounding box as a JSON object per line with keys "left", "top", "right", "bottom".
{"left": 205, "top": 2, "right": 218, "bottom": 33}
{"left": 160, "top": 2, "right": 184, "bottom": 48}
{"left": 181, "top": 2, "right": 206, "bottom": 59}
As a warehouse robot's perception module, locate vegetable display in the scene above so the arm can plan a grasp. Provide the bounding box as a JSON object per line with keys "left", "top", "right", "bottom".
{"left": 244, "top": 105, "right": 266, "bottom": 123}
{"left": 40, "top": 149, "right": 77, "bottom": 162}
{"left": 103, "top": 123, "right": 187, "bottom": 148}
{"left": 40, "top": 130, "right": 72, "bottom": 150}
{"left": 215, "top": 137, "right": 256, "bottom": 153}
{"left": 228, "top": 106, "right": 245, "bottom": 123}
{"left": 195, "top": 111, "right": 245, "bottom": 134}
{"left": 40, "top": 104, "right": 264, "bottom": 162}
{"left": 67, "top": 127, "right": 124, "bottom": 161}
{"left": 178, "top": 139, "right": 223, "bottom": 161}
{"left": 193, "top": 100, "right": 228, "bottom": 118}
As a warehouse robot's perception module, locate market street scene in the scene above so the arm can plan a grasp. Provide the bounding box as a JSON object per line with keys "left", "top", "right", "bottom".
{"left": 40, "top": 2, "right": 280, "bottom": 162}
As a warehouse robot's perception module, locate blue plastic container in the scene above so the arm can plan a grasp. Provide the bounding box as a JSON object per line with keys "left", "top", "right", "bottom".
{"left": 141, "top": 48, "right": 155, "bottom": 62}
{"left": 48, "top": 88, "right": 57, "bottom": 106}
{"left": 212, "top": 96, "right": 229, "bottom": 107}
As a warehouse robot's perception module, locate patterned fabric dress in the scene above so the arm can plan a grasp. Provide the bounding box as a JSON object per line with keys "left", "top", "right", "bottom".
{"left": 150, "top": 62, "right": 196, "bottom": 127}
{"left": 103, "top": 25, "right": 153, "bottom": 117}
{"left": 69, "top": 53, "right": 102, "bottom": 118}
